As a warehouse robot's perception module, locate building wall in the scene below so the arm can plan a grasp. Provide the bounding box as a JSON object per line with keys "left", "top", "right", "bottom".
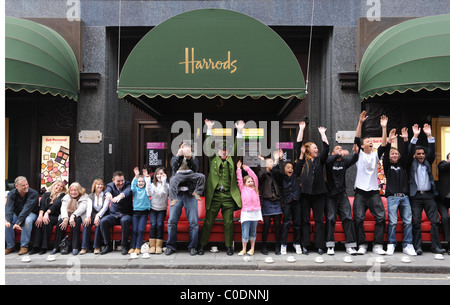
{"left": 6, "top": 0, "right": 450, "bottom": 189}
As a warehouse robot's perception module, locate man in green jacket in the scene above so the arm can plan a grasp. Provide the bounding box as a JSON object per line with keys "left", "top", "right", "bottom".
{"left": 198, "top": 119, "right": 244, "bottom": 255}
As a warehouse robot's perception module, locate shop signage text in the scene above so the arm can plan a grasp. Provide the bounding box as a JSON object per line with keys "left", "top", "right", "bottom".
{"left": 179, "top": 47, "right": 238, "bottom": 74}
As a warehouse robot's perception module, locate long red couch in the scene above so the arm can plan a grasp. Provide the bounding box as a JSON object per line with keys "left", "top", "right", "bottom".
{"left": 15, "top": 196, "right": 446, "bottom": 246}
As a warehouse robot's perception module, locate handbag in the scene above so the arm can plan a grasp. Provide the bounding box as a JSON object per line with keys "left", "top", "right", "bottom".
{"left": 59, "top": 236, "right": 70, "bottom": 255}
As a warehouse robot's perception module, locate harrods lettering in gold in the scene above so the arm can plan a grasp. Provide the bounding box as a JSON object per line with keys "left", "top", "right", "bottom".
{"left": 179, "top": 47, "right": 238, "bottom": 74}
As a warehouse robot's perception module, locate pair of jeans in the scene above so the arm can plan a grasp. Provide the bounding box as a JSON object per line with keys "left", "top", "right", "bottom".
{"left": 166, "top": 192, "right": 199, "bottom": 250}
{"left": 410, "top": 192, "right": 442, "bottom": 250}
{"left": 5, "top": 212, "right": 37, "bottom": 248}
{"left": 149, "top": 209, "right": 167, "bottom": 239}
{"left": 81, "top": 223, "right": 103, "bottom": 249}
{"left": 353, "top": 191, "right": 386, "bottom": 246}
{"left": 130, "top": 210, "right": 149, "bottom": 249}
{"left": 281, "top": 200, "right": 301, "bottom": 245}
{"left": 386, "top": 195, "right": 413, "bottom": 247}
{"left": 325, "top": 192, "right": 356, "bottom": 248}
{"left": 241, "top": 220, "right": 258, "bottom": 242}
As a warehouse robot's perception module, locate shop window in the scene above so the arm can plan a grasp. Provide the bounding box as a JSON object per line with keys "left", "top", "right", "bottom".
{"left": 432, "top": 117, "right": 450, "bottom": 179}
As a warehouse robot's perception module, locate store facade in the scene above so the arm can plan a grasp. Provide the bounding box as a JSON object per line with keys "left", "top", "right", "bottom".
{"left": 5, "top": 1, "right": 450, "bottom": 194}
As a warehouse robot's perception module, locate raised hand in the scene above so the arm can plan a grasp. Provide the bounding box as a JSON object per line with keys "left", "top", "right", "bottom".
{"left": 400, "top": 127, "right": 408, "bottom": 142}
{"left": 412, "top": 124, "right": 421, "bottom": 138}
{"left": 380, "top": 115, "right": 388, "bottom": 128}
{"left": 423, "top": 123, "right": 432, "bottom": 136}
{"left": 388, "top": 128, "right": 397, "bottom": 143}
{"left": 236, "top": 159, "right": 242, "bottom": 169}
{"left": 359, "top": 110, "right": 368, "bottom": 123}
{"left": 205, "top": 119, "right": 215, "bottom": 130}
{"left": 235, "top": 120, "right": 245, "bottom": 131}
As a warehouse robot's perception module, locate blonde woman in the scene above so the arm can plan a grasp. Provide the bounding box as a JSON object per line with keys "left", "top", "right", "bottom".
{"left": 81, "top": 179, "right": 110, "bottom": 254}
{"left": 30, "top": 181, "right": 67, "bottom": 255}
{"left": 51, "top": 182, "right": 89, "bottom": 255}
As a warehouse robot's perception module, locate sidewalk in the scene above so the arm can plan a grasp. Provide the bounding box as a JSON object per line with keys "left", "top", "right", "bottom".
{"left": 5, "top": 245, "right": 450, "bottom": 274}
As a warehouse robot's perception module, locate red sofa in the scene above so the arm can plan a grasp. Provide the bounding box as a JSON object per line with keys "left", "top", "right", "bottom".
{"left": 15, "top": 196, "right": 446, "bottom": 246}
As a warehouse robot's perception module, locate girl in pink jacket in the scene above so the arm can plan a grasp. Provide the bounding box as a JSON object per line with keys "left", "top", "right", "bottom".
{"left": 236, "top": 160, "right": 262, "bottom": 256}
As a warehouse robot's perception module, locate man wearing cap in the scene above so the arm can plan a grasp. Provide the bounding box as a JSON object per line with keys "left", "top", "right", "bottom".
{"left": 198, "top": 119, "right": 244, "bottom": 255}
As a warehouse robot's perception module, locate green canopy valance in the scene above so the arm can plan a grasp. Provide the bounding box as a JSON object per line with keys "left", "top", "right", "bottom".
{"left": 118, "top": 9, "right": 306, "bottom": 100}
{"left": 6, "top": 16, "right": 79, "bottom": 101}
{"left": 359, "top": 14, "right": 450, "bottom": 100}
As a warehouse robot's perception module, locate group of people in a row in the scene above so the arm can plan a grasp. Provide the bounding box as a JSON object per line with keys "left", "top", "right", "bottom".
{"left": 5, "top": 114, "right": 450, "bottom": 258}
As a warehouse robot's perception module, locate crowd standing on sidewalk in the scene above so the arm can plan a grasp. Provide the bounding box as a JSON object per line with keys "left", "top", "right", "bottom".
{"left": 5, "top": 114, "right": 450, "bottom": 259}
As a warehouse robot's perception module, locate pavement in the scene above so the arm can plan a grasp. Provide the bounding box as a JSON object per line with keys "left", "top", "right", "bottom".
{"left": 5, "top": 243, "right": 450, "bottom": 274}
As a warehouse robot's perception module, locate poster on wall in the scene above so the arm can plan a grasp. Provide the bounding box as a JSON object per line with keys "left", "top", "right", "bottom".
{"left": 40, "top": 136, "right": 70, "bottom": 193}
{"left": 146, "top": 142, "right": 166, "bottom": 168}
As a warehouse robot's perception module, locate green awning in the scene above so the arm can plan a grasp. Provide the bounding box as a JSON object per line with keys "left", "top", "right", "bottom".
{"left": 359, "top": 14, "right": 450, "bottom": 100}
{"left": 6, "top": 16, "right": 79, "bottom": 101}
{"left": 118, "top": 9, "right": 305, "bottom": 100}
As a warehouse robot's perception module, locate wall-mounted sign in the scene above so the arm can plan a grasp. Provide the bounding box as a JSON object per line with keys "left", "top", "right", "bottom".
{"left": 276, "top": 142, "right": 294, "bottom": 162}
{"left": 40, "top": 136, "right": 70, "bottom": 193}
{"left": 79, "top": 130, "right": 102, "bottom": 143}
{"left": 243, "top": 128, "right": 264, "bottom": 140}
{"left": 146, "top": 142, "right": 166, "bottom": 167}
{"left": 336, "top": 131, "right": 356, "bottom": 144}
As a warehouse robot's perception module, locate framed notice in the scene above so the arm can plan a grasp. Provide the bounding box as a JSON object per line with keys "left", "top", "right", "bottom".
{"left": 276, "top": 142, "right": 294, "bottom": 162}
{"left": 146, "top": 142, "right": 166, "bottom": 167}
{"left": 40, "top": 136, "right": 70, "bottom": 193}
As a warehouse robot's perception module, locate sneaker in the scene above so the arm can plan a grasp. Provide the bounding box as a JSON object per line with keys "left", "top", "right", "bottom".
{"left": 357, "top": 245, "right": 367, "bottom": 255}
{"left": 327, "top": 247, "right": 335, "bottom": 255}
{"left": 403, "top": 244, "right": 417, "bottom": 256}
{"left": 346, "top": 247, "right": 358, "bottom": 255}
{"left": 386, "top": 244, "right": 395, "bottom": 256}
{"left": 247, "top": 249, "right": 254, "bottom": 256}
{"left": 280, "top": 244, "right": 287, "bottom": 255}
{"left": 294, "top": 244, "right": 302, "bottom": 255}
{"left": 372, "top": 244, "right": 386, "bottom": 255}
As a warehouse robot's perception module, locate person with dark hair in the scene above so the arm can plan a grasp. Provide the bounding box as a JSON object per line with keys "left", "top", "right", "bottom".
{"left": 407, "top": 124, "right": 445, "bottom": 255}
{"left": 383, "top": 127, "right": 416, "bottom": 256}
{"left": 437, "top": 152, "right": 450, "bottom": 254}
{"left": 257, "top": 150, "right": 283, "bottom": 255}
{"left": 272, "top": 124, "right": 305, "bottom": 255}
{"left": 100, "top": 171, "right": 133, "bottom": 255}
{"left": 353, "top": 111, "right": 388, "bottom": 255}
{"left": 324, "top": 140, "right": 359, "bottom": 256}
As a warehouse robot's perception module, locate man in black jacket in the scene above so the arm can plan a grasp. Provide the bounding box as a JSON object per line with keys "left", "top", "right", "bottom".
{"left": 437, "top": 152, "right": 450, "bottom": 254}
{"left": 325, "top": 143, "right": 359, "bottom": 256}
{"left": 5, "top": 176, "right": 39, "bottom": 255}
{"left": 407, "top": 123, "right": 445, "bottom": 255}
{"left": 100, "top": 171, "right": 133, "bottom": 255}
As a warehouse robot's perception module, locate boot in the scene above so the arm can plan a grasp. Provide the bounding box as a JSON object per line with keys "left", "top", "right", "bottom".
{"left": 149, "top": 239, "right": 156, "bottom": 254}
{"left": 155, "top": 239, "right": 163, "bottom": 254}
